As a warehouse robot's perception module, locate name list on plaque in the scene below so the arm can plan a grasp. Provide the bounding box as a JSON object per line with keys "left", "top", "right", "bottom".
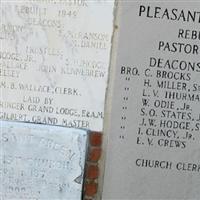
{"left": 0, "top": 0, "right": 114, "bottom": 131}
{"left": 103, "top": 1, "right": 200, "bottom": 199}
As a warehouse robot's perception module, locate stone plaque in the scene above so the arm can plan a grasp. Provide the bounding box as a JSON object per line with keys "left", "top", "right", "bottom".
{"left": 0, "top": 120, "right": 88, "bottom": 199}
{"left": 0, "top": 0, "right": 114, "bottom": 131}
{"left": 103, "top": 1, "right": 200, "bottom": 199}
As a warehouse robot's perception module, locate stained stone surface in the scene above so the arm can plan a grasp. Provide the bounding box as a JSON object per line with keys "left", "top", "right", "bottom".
{"left": 103, "top": 1, "right": 200, "bottom": 199}
{"left": 0, "top": 120, "right": 88, "bottom": 200}
{"left": 0, "top": 0, "right": 114, "bottom": 131}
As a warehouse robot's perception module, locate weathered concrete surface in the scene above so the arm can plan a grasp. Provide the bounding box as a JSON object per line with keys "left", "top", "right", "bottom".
{"left": 0, "top": 121, "right": 88, "bottom": 199}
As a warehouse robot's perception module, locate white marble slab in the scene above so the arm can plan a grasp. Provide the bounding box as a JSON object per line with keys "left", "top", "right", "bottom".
{"left": 103, "top": 1, "right": 200, "bottom": 199}
{"left": 0, "top": 120, "right": 88, "bottom": 200}
{"left": 0, "top": 0, "right": 115, "bottom": 131}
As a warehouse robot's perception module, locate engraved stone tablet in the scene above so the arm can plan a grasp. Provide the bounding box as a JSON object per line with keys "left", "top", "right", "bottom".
{"left": 0, "top": 121, "right": 88, "bottom": 199}
{"left": 103, "top": 1, "right": 200, "bottom": 199}
{"left": 0, "top": 0, "right": 114, "bottom": 131}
